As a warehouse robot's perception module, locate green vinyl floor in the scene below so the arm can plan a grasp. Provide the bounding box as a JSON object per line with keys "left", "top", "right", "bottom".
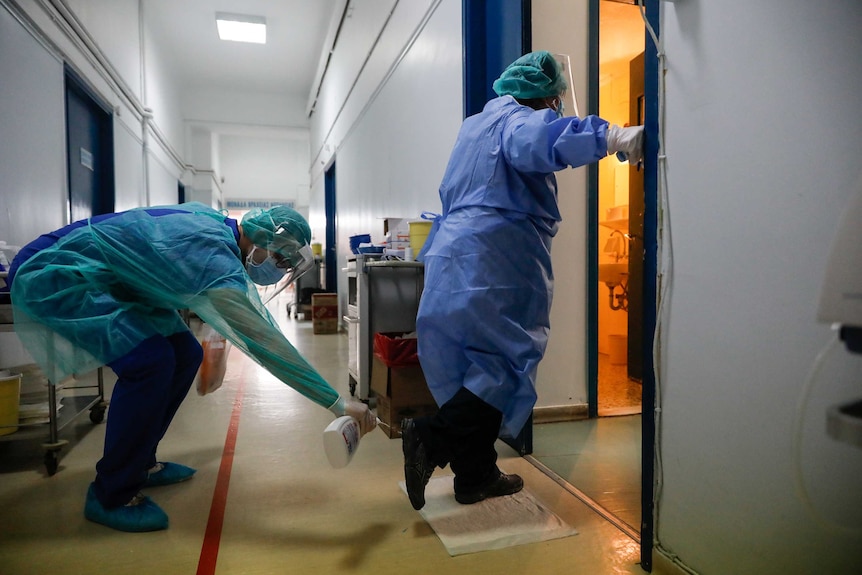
{"left": 531, "top": 415, "right": 642, "bottom": 532}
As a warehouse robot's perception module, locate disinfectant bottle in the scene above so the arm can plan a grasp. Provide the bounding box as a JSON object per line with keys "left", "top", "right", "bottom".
{"left": 323, "top": 415, "right": 364, "bottom": 468}
{"left": 322, "top": 415, "right": 381, "bottom": 468}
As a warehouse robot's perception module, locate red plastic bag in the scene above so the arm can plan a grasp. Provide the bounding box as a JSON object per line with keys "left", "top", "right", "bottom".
{"left": 373, "top": 332, "right": 419, "bottom": 367}
{"left": 196, "top": 323, "right": 230, "bottom": 395}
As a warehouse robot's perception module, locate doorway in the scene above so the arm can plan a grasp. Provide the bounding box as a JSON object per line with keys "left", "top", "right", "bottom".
{"left": 324, "top": 161, "right": 337, "bottom": 292}
{"left": 596, "top": 10, "right": 644, "bottom": 418}
{"left": 527, "top": 0, "right": 657, "bottom": 569}
{"left": 64, "top": 66, "right": 114, "bottom": 221}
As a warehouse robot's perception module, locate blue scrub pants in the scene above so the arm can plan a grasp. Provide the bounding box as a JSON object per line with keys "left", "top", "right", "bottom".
{"left": 93, "top": 331, "right": 202, "bottom": 508}
{"left": 412, "top": 387, "right": 503, "bottom": 495}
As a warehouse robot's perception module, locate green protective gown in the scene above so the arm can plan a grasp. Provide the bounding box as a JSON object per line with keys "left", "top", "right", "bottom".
{"left": 10, "top": 202, "right": 338, "bottom": 409}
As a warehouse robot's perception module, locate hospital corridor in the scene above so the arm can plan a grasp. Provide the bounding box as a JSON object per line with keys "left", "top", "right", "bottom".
{"left": 0, "top": 294, "right": 644, "bottom": 575}
{"left": 2, "top": 0, "right": 860, "bottom": 574}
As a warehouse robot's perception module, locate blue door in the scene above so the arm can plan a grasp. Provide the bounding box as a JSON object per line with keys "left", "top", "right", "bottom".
{"left": 324, "top": 162, "right": 337, "bottom": 291}
{"left": 65, "top": 66, "right": 114, "bottom": 221}
{"left": 464, "top": 0, "right": 532, "bottom": 456}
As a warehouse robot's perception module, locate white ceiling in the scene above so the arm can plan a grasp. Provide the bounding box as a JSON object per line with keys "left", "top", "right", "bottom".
{"left": 143, "top": 0, "right": 339, "bottom": 102}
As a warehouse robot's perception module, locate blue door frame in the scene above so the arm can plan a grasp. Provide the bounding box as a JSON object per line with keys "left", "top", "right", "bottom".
{"left": 639, "top": 1, "right": 660, "bottom": 569}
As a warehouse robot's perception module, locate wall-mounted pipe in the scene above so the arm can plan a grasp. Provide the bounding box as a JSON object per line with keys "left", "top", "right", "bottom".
{"left": 38, "top": 0, "right": 187, "bottom": 175}
{"left": 42, "top": 0, "right": 144, "bottom": 119}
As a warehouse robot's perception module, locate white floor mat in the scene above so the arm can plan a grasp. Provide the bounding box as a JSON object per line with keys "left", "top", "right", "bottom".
{"left": 400, "top": 475, "right": 578, "bottom": 556}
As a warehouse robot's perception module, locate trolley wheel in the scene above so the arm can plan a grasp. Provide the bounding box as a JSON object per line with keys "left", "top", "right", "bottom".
{"left": 89, "top": 403, "right": 106, "bottom": 424}
{"left": 44, "top": 450, "right": 59, "bottom": 476}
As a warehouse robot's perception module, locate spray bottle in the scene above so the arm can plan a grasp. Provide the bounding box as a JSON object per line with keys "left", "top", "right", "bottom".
{"left": 322, "top": 415, "right": 380, "bottom": 468}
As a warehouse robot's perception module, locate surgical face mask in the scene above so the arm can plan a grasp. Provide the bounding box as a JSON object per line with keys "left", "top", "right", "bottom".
{"left": 552, "top": 97, "right": 565, "bottom": 119}
{"left": 245, "top": 247, "right": 287, "bottom": 285}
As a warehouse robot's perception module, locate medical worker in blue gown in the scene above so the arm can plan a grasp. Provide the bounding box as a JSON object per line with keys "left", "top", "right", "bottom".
{"left": 401, "top": 51, "right": 644, "bottom": 510}
{"left": 7, "top": 204, "right": 375, "bottom": 532}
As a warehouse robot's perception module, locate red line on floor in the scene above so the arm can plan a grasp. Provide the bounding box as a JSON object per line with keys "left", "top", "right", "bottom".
{"left": 197, "top": 378, "right": 245, "bottom": 575}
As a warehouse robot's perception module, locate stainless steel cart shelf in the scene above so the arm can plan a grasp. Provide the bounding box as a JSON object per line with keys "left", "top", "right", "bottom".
{"left": 1, "top": 295, "right": 106, "bottom": 475}
{"left": 343, "top": 255, "right": 424, "bottom": 400}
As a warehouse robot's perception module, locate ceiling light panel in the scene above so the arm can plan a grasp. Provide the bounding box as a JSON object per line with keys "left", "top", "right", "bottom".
{"left": 216, "top": 12, "right": 266, "bottom": 44}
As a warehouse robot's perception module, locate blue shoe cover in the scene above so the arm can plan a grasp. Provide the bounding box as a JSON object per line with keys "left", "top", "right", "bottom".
{"left": 144, "top": 462, "right": 197, "bottom": 487}
{"left": 84, "top": 483, "right": 168, "bottom": 532}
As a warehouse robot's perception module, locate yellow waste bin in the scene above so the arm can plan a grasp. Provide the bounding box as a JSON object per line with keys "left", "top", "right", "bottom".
{"left": 409, "top": 221, "right": 432, "bottom": 253}
{"left": 0, "top": 373, "right": 21, "bottom": 436}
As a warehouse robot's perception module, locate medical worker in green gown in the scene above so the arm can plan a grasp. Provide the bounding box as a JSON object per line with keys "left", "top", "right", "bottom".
{"left": 7, "top": 204, "right": 375, "bottom": 532}
{"left": 401, "top": 51, "right": 644, "bottom": 510}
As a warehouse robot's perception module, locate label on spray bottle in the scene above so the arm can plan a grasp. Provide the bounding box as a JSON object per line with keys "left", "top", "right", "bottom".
{"left": 323, "top": 415, "right": 361, "bottom": 468}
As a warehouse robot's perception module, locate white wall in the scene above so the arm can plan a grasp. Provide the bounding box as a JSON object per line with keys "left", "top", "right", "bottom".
{"left": 113, "top": 120, "right": 146, "bottom": 211}
{"left": 656, "top": 1, "right": 862, "bottom": 572}
{"left": 146, "top": 140, "right": 181, "bottom": 205}
{"left": 181, "top": 86, "right": 312, "bottom": 211}
{"left": 532, "top": 0, "right": 592, "bottom": 408}
{"left": 183, "top": 89, "right": 309, "bottom": 129}
{"left": 308, "top": 0, "right": 401, "bottom": 168}
{"left": 219, "top": 135, "right": 309, "bottom": 205}
{"left": 308, "top": 0, "right": 463, "bottom": 311}
{"left": 65, "top": 0, "right": 142, "bottom": 97}
{"left": 0, "top": 3, "right": 67, "bottom": 247}
{"left": 140, "top": 3, "right": 183, "bottom": 162}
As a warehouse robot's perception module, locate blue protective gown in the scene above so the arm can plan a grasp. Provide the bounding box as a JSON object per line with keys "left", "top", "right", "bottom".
{"left": 416, "top": 95, "right": 609, "bottom": 438}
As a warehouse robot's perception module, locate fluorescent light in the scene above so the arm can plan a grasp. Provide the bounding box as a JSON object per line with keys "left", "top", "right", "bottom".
{"left": 216, "top": 12, "right": 266, "bottom": 44}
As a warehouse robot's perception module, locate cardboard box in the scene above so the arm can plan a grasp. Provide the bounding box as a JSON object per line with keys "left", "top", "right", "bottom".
{"left": 311, "top": 293, "right": 338, "bottom": 334}
{"left": 370, "top": 356, "right": 433, "bottom": 402}
{"left": 382, "top": 217, "right": 407, "bottom": 236}
{"left": 382, "top": 217, "right": 411, "bottom": 250}
{"left": 311, "top": 293, "right": 338, "bottom": 317}
{"left": 371, "top": 356, "right": 437, "bottom": 438}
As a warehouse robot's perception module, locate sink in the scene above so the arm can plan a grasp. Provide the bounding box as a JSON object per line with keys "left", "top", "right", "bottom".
{"left": 599, "top": 263, "right": 628, "bottom": 286}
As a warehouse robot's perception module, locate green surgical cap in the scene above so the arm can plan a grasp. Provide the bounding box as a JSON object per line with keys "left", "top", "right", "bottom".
{"left": 492, "top": 50, "right": 567, "bottom": 99}
{"left": 241, "top": 206, "right": 311, "bottom": 257}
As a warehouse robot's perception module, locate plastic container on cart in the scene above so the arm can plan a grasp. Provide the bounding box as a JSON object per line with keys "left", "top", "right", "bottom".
{"left": 409, "top": 221, "right": 432, "bottom": 253}
{"left": 0, "top": 303, "right": 107, "bottom": 474}
{"left": 0, "top": 372, "right": 21, "bottom": 436}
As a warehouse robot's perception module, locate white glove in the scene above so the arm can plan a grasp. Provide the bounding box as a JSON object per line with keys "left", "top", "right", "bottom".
{"left": 328, "top": 396, "right": 377, "bottom": 436}
{"left": 607, "top": 125, "right": 644, "bottom": 165}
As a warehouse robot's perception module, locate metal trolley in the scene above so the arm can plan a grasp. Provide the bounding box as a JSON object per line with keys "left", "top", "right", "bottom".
{"left": 287, "top": 256, "right": 324, "bottom": 319}
{"left": 343, "top": 256, "right": 424, "bottom": 400}
{"left": 0, "top": 294, "right": 107, "bottom": 475}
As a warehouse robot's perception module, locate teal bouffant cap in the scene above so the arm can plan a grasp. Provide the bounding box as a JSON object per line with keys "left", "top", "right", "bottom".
{"left": 492, "top": 50, "right": 567, "bottom": 99}
{"left": 241, "top": 206, "right": 311, "bottom": 257}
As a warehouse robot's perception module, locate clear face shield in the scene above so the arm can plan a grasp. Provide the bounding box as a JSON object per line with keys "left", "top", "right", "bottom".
{"left": 279, "top": 243, "right": 315, "bottom": 286}
{"left": 260, "top": 243, "right": 315, "bottom": 304}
